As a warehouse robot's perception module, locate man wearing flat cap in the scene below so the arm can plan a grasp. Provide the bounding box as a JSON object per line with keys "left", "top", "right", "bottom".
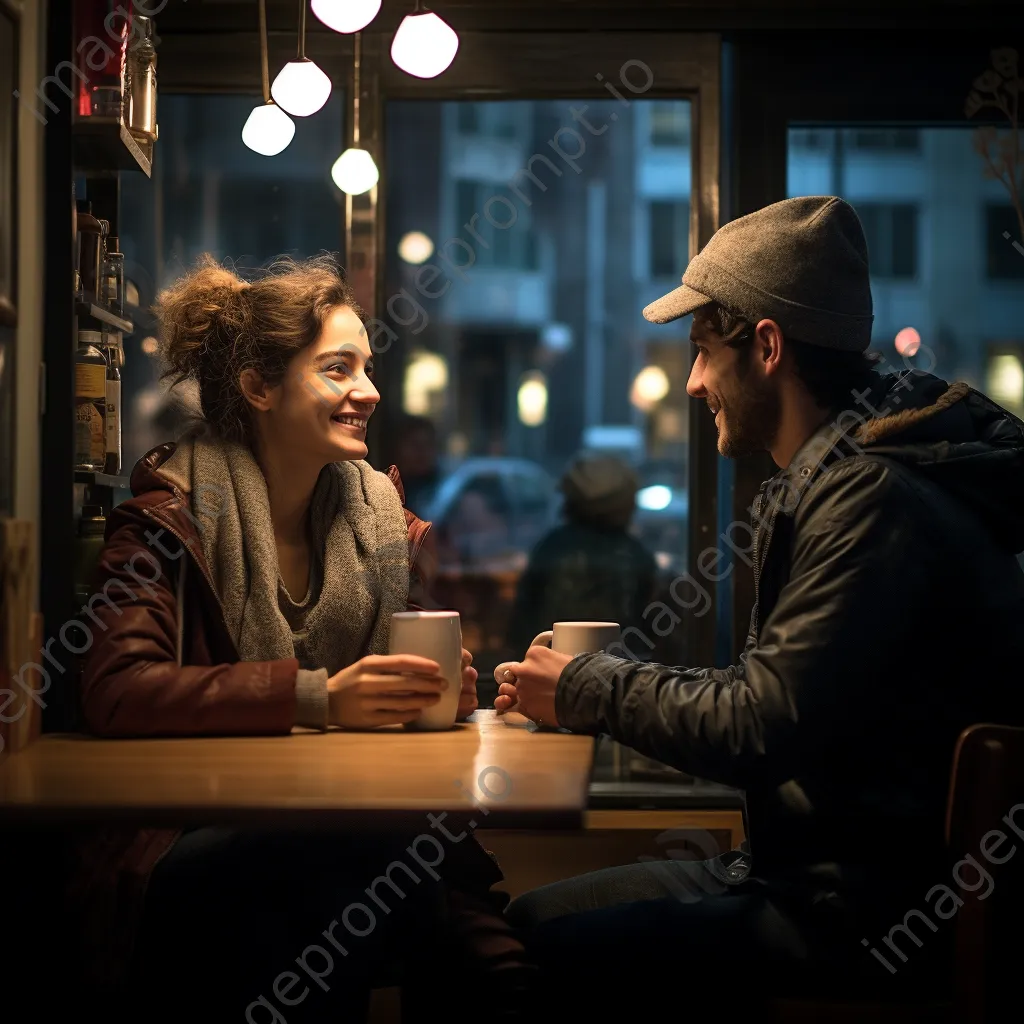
{"left": 494, "top": 196, "right": 1024, "bottom": 1012}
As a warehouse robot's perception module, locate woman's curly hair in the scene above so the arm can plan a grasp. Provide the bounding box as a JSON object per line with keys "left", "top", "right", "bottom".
{"left": 156, "top": 253, "right": 365, "bottom": 444}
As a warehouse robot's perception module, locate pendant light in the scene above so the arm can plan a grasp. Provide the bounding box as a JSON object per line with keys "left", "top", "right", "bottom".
{"left": 311, "top": 0, "right": 381, "bottom": 33}
{"left": 242, "top": 0, "right": 296, "bottom": 155}
{"left": 331, "top": 32, "right": 379, "bottom": 195}
{"left": 271, "top": 0, "right": 333, "bottom": 117}
{"left": 391, "top": 1, "right": 459, "bottom": 80}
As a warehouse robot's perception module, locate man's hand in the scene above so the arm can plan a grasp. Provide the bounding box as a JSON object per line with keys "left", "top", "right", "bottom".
{"left": 457, "top": 648, "right": 479, "bottom": 721}
{"left": 492, "top": 645, "right": 574, "bottom": 727}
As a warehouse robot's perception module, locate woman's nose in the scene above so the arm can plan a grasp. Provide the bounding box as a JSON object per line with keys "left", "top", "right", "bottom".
{"left": 352, "top": 376, "right": 381, "bottom": 406}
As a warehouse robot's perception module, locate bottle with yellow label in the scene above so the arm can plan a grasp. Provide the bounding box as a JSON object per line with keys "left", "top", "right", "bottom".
{"left": 75, "top": 329, "right": 107, "bottom": 471}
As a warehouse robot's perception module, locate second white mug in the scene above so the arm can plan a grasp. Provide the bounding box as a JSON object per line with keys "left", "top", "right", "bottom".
{"left": 530, "top": 620, "right": 621, "bottom": 658}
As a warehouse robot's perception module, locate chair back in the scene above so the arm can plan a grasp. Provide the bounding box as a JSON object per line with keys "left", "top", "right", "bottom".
{"left": 945, "top": 723, "right": 1024, "bottom": 1024}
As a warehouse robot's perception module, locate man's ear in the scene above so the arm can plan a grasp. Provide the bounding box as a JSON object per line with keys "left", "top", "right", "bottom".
{"left": 239, "top": 368, "right": 274, "bottom": 412}
{"left": 755, "top": 319, "right": 786, "bottom": 375}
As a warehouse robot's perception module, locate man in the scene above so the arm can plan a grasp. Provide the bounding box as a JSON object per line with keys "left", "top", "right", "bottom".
{"left": 494, "top": 196, "right": 1024, "bottom": 1011}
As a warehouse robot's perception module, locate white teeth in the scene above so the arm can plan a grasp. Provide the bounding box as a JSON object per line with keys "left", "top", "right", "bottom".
{"left": 334, "top": 416, "right": 365, "bottom": 428}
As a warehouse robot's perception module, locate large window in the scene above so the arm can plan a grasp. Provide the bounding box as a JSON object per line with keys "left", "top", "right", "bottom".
{"left": 385, "top": 98, "right": 694, "bottom": 697}
{"left": 788, "top": 126, "right": 1024, "bottom": 395}
{"left": 649, "top": 199, "right": 690, "bottom": 277}
{"left": 986, "top": 204, "right": 1024, "bottom": 280}
{"left": 855, "top": 203, "right": 918, "bottom": 279}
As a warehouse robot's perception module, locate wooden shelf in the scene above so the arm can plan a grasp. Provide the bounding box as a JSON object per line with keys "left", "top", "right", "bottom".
{"left": 74, "top": 471, "right": 131, "bottom": 490}
{"left": 75, "top": 300, "right": 134, "bottom": 335}
{"left": 72, "top": 117, "right": 153, "bottom": 178}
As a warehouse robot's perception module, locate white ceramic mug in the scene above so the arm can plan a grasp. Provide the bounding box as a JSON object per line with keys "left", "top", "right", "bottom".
{"left": 530, "top": 621, "right": 622, "bottom": 658}
{"left": 389, "top": 611, "right": 463, "bottom": 731}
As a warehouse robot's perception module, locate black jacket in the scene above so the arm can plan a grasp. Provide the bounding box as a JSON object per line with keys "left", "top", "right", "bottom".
{"left": 556, "top": 371, "right": 1024, "bottom": 922}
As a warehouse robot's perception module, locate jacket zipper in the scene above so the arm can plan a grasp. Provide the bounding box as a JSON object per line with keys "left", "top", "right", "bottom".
{"left": 751, "top": 484, "right": 780, "bottom": 636}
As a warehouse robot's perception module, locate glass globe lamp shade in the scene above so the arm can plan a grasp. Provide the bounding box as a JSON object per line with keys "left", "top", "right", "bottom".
{"left": 311, "top": 0, "right": 382, "bottom": 33}
{"left": 390, "top": 11, "right": 459, "bottom": 79}
{"left": 331, "top": 147, "right": 380, "bottom": 195}
{"left": 241, "top": 101, "right": 296, "bottom": 156}
{"left": 271, "top": 58, "right": 332, "bottom": 117}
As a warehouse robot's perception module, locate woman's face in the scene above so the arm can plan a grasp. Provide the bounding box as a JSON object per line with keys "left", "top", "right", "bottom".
{"left": 260, "top": 306, "right": 380, "bottom": 465}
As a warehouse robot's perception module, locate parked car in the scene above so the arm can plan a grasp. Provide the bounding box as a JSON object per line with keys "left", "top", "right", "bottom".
{"left": 420, "top": 456, "right": 560, "bottom": 572}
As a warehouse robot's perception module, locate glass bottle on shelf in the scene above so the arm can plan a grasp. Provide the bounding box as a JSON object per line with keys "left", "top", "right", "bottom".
{"left": 125, "top": 15, "right": 159, "bottom": 139}
{"left": 75, "top": 200, "right": 102, "bottom": 296}
{"left": 75, "top": 330, "right": 107, "bottom": 472}
{"left": 100, "top": 237, "right": 125, "bottom": 316}
{"left": 102, "top": 329, "right": 123, "bottom": 476}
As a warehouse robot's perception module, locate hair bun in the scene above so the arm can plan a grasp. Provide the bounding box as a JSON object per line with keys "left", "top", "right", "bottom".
{"left": 156, "top": 255, "right": 250, "bottom": 382}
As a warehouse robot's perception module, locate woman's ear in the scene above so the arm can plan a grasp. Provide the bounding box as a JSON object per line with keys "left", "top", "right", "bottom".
{"left": 239, "top": 368, "right": 274, "bottom": 412}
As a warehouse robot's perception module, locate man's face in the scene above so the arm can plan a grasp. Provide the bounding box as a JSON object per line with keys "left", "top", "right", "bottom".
{"left": 686, "top": 309, "right": 781, "bottom": 458}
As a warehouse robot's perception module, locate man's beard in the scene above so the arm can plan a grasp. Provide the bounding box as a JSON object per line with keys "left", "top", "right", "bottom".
{"left": 716, "top": 376, "right": 780, "bottom": 458}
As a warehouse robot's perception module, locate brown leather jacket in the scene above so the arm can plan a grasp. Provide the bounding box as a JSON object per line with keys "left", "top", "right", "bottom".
{"left": 69, "top": 443, "right": 497, "bottom": 993}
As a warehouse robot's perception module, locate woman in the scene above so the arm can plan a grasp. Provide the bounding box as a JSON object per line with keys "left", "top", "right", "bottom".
{"left": 71, "top": 255, "right": 533, "bottom": 1021}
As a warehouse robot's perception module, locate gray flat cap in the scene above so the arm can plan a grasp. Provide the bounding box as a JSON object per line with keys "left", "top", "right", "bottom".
{"left": 643, "top": 196, "right": 874, "bottom": 352}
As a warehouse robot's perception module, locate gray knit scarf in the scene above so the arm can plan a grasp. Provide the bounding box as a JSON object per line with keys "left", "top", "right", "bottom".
{"left": 160, "top": 432, "right": 410, "bottom": 673}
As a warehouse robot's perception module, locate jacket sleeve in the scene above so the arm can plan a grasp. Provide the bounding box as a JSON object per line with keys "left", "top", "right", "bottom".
{"left": 554, "top": 459, "right": 932, "bottom": 788}
{"left": 79, "top": 505, "right": 300, "bottom": 738}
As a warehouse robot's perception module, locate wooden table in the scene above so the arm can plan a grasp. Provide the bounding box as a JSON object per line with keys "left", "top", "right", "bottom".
{"left": 0, "top": 710, "right": 595, "bottom": 829}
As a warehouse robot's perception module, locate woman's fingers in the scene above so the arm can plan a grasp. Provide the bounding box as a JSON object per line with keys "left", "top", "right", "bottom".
{"left": 362, "top": 673, "right": 448, "bottom": 693}
{"left": 497, "top": 680, "right": 518, "bottom": 698}
{"left": 362, "top": 654, "right": 443, "bottom": 676}
{"left": 493, "top": 693, "right": 516, "bottom": 711}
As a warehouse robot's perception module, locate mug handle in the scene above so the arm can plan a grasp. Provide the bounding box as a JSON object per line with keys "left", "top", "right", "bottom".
{"left": 530, "top": 630, "right": 553, "bottom": 649}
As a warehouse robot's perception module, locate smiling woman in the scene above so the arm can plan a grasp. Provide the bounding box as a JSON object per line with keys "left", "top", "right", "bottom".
{"left": 70, "top": 251, "right": 530, "bottom": 1017}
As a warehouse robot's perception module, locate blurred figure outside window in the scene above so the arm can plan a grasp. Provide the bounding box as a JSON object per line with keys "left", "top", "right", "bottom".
{"left": 507, "top": 454, "right": 657, "bottom": 657}
{"left": 392, "top": 414, "right": 441, "bottom": 518}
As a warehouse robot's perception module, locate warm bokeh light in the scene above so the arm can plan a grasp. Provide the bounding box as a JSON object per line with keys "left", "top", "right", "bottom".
{"left": 403, "top": 351, "right": 449, "bottom": 414}
{"left": 894, "top": 326, "right": 921, "bottom": 358}
{"left": 517, "top": 372, "right": 548, "bottom": 427}
{"left": 398, "top": 231, "right": 435, "bottom": 264}
{"left": 631, "top": 365, "right": 670, "bottom": 411}
{"left": 988, "top": 353, "right": 1024, "bottom": 411}
{"left": 141, "top": 336, "right": 159, "bottom": 356}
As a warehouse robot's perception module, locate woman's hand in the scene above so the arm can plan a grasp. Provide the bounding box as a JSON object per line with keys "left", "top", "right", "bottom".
{"left": 326, "top": 654, "right": 447, "bottom": 729}
{"left": 457, "top": 648, "right": 479, "bottom": 721}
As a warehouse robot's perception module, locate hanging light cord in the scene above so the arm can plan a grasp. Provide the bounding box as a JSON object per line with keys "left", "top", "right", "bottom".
{"left": 353, "top": 31, "right": 361, "bottom": 146}
{"left": 258, "top": 0, "right": 270, "bottom": 103}
{"left": 297, "top": 0, "right": 307, "bottom": 59}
